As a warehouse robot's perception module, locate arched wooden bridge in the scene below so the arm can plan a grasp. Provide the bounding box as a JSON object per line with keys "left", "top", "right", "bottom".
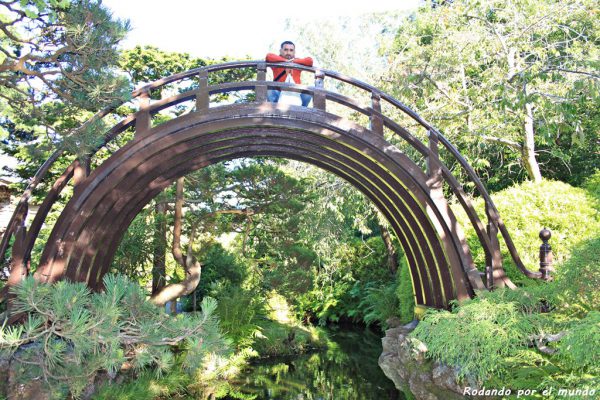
{"left": 0, "top": 61, "right": 548, "bottom": 309}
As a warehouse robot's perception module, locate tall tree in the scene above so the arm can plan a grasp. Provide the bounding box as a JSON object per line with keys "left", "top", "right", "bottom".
{"left": 150, "top": 177, "right": 202, "bottom": 306}
{"left": 0, "top": 0, "right": 131, "bottom": 157}
{"left": 383, "top": 0, "right": 599, "bottom": 185}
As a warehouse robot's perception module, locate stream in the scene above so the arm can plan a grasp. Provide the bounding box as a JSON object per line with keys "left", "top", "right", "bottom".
{"left": 220, "top": 325, "right": 409, "bottom": 400}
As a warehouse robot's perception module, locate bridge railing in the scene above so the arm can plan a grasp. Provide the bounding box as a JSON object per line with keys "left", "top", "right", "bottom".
{"left": 0, "top": 60, "right": 543, "bottom": 299}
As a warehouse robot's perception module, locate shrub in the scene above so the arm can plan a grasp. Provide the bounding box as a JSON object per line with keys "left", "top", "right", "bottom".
{"left": 360, "top": 281, "right": 400, "bottom": 329}
{"left": 0, "top": 275, "right": 228, "bottom": 399}
{"left": 210, "top": 283, "right": 266, "bottom": 350}
{"left": 453, "top": 179, "right": 600, "bottom": 285}
{"left": 195, "top": 242, "right": 245, "bottom": 299}
{"left": 557, "top": 311, "right": 600, "bottom": 371}
{"left": 92, "top": 367, "right": 191, "bottom": 400}
{"left": 405, "top": 178, "right": 600, "bottom": 394}
{"left": 396, "top": 258, "right": 416, "bottom": 324}
{"left": 292, "top": 236, "right": 398, "bottom": 326}
{"left": 552, "top": 236, "right": 600, "bottom": 313}
{"left": 410, "top": 296, "right": 537, "bottom": 383}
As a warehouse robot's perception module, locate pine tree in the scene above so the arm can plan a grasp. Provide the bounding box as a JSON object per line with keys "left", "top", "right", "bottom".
{"left": 0, "top": 0, "right": 132, "bottom": 170}
{"left": 0, "top": 274, "right": 228, "bottom": 398}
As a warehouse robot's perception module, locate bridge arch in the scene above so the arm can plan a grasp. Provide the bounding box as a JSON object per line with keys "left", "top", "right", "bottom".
{"left": 1, "top": 61, "right": 545, "bottom": 309}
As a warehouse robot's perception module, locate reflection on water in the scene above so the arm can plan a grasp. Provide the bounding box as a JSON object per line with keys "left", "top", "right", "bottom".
{"left": 221, "top": 326, "right": 406, "bottom": 400}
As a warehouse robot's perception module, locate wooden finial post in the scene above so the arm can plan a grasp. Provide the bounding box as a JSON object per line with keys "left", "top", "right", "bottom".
{"left": 539, "top": 228, "right": 553, "bottom": 281}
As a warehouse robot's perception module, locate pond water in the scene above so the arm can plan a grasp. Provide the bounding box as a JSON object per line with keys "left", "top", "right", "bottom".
{"left": 220, "top": 325, "right": 409, "bottom": 400}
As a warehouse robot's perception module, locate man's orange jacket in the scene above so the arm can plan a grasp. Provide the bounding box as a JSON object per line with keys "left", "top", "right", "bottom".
{"left": 266, "top": 53, "right": 313, "bottom": 84}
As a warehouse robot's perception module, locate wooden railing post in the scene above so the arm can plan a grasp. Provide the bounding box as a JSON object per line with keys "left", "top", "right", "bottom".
{"left": 196, "top": 70, "right": 209, "bottom": 112}
{"left": 6, "top": 224, "right": 27, "bottom": 289}
{"left": 313, "top": 70, "right": 326, "bottom": 110}
{"left": 485, "top": 206, "right": 506, "bottom": 289}
{"left": 370, "top": 91, "right": 384, "bottom": 136}
{"left": 539, "top": 228, "right": 553, "bottom": 280}
{"left": 426, "top": 130, "right": 443, "bottom": 188}
{"left": 73, "top": 157, "right": 90, "bottom": 195}
{"left": 256, "top": 63, "right": 267, "bottom": 103}
{"left": 135, "top": 91, "right": 151, "bottom": 137}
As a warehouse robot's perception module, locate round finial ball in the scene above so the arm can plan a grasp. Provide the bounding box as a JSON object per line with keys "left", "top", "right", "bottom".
{"left": 540, "top": 228, "right": 552, "bottom": 241}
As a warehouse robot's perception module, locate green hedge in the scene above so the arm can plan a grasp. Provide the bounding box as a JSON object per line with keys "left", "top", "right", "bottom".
{"left": 453, "top": 175, "right": 600, "bottom": 285}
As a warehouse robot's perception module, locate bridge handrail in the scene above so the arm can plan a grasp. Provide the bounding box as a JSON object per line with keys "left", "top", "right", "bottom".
{"left": 0, "top": 60, "right": 542, "bottom": 291}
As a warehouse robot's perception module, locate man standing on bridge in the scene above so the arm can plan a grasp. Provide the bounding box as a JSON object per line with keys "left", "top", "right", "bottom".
{"left": 266, "top": 41, "right": 313, "bottom": 107}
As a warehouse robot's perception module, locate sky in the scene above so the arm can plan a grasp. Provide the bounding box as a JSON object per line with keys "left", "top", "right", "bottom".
{"left": 1, "top": 0, "right": 421, "bottom": 172}
{"left": 101, "top": 0, "right": 420, "bottom": 59}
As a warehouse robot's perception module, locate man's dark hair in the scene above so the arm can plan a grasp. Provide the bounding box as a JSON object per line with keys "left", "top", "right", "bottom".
{"left": 280, "top": 41, "right": 295, "bottom": 48}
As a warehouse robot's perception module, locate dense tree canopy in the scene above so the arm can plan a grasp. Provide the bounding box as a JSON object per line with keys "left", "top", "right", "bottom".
{"left": 0, "top": 0, "right": 130, "bottom": 151}
{"left": 381, "top": 0, "right": 599, "bottom": 187}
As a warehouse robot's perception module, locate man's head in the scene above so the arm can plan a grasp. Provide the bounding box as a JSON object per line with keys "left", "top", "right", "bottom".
{"left": 279, "top": 41, "right": 295, "bottom": 60}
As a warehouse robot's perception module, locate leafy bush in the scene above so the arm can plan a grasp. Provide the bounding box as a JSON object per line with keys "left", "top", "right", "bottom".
{"left": 453, "top": 179, "right": 600, "bottom": 284}
{"left": 360, "top": 281, "right": 399, "bottom": 329}
{"left": 552, "top": 236, "right": 600, "bottom": 313}
{"left": 293, "top": 236, "right": 398, "bottom": 326}
{"left": 195, "top": 242, "right": 245, "bottom": 299}
{"left": 0, "top": 274, "right": 228, "bottom": 399}
{"left": 410, "top": 296, "right": 537, "bottom": 383}
{"left": 92, "top": 367, "right": 191, "bottom": 400}
{"left": 557, "top": 311, "right": 600, "bottom": 371}
{"left": 210, "top": 283, "right": 266, "bottom": 350}
{"left": 396, "top": 258, "right": 416, "bottom": 324}
{"left": 411, "top": 176, "right": 600, "bottom": 393}
{"left": 410, "top": 246, "right": 600, "bottom": 392}
{"left": 583, "top": 169, "right": 600, "bottom": 199}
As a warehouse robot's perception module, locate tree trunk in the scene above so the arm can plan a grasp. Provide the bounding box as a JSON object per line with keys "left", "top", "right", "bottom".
{"left": 522, "top": 100, "right": 543, "bottom": 183}
{"left": 150, "top": 177, "right": 202, "bottom": 307}
{"left": 510, "top": 50, "right": 542, "bottom": 183}
{"left": 151, "top": 202, "right": 167, "bottom": 295}
{"left": 459, "top": 63, "right": 472, "bottom": 132}
{"left": 150, "top": 257, "right": 201, "bottom": 307}
{"left": 380, "top": 223, "right": 398, "bottom": 275}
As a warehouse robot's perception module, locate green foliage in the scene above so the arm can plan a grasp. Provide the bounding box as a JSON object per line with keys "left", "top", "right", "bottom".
{"left": 583, "top": 169, "right": 600, "bottom": 198}
{"left": 453, "top": 179, "right": 600, "bottom": 284}
{"left": 397, "top": 258, "right": 416, "bottom": 324}
{"left": 0, "top": 0, "right": 131, "bottom": 160}
{"left": 557, "top": 311, "right": 600, "bottom": 371}
{"left": 111, "top": 208, "right": 155, "bottom": 285}
{"left": 552, "top": 236, "right": 600, "bottom": 314}
{"left": 92, "top": 367, "right": 191, "bottom": 400}
{"left": 210, "top": 284, "right": 266, "bottom": 350}
{"left": 381, "top": 0, "right": 600, "bottom": 186}
{"left": 361, "top": 281, "right": 400, "bottom": 329}
{"left": 251, "top": 319, "right": 327, "bottom": 357}
{"left": 194, "top": 242, "right": 245, "bottom": 299}
{"left": 0, "top": 275, "right": 228, "bottom": 399}
{"left": 294, "top": 236, "right": 399, "bottom": 326}
{"left": 411, "top": 297, "right": 537, "bottom": 383}
{"left": 411, "top": 175, "right": 600, "bottom": 391}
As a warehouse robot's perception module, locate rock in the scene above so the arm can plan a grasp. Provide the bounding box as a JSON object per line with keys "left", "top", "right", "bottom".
{"left": 403, "top": 319, "right": 420, "bottom": 330}
{"left": 378, "top": 320, "right": 480, "bottom": 400}
{"left": 432, "top": 362, "right": 463, "bottom": 393}
{"left": 7, "top": 375, "right": 49, "bottom": 400}
{"left": 0, "top": 354, "right": 10, "bottom": 398}
{"left": 386, "top": 317, "right": 402, "bottom": 328}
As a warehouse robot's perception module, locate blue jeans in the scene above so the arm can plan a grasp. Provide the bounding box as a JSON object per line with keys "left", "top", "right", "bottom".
{"left": 267, "top": 89, "right": 312, "bottom": 107}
